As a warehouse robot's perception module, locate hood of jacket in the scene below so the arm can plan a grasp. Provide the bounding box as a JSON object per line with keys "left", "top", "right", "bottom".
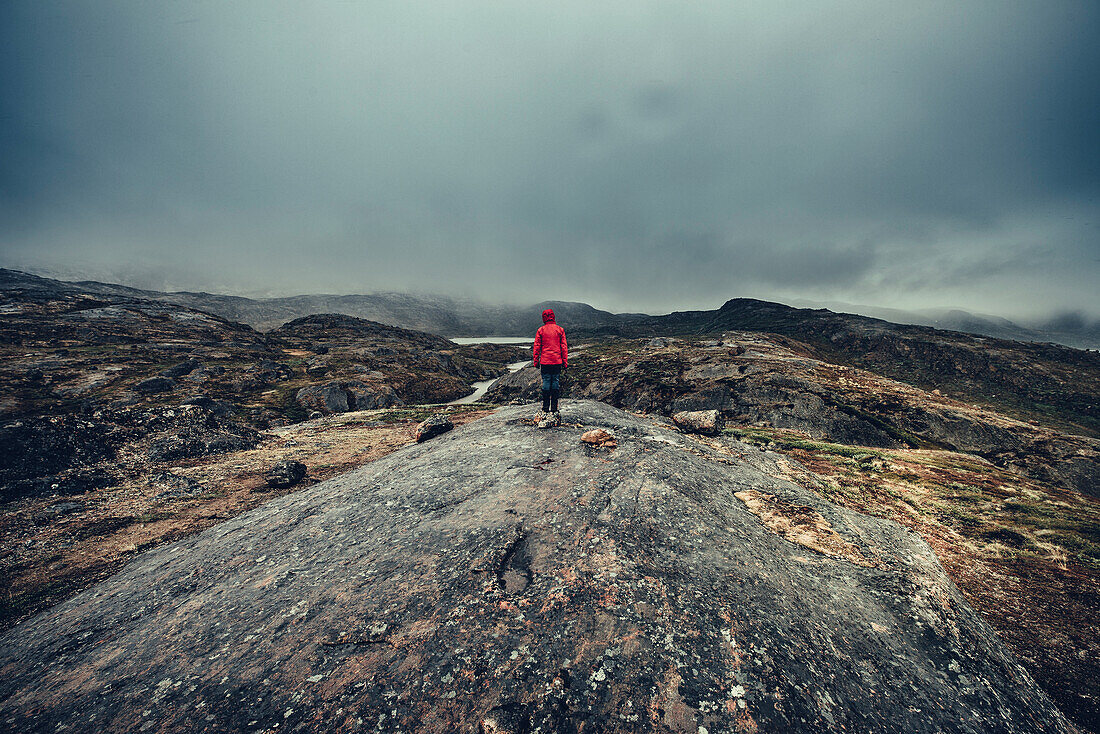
{"left": 542, "top": 309, "right": 555, "bottom": 323}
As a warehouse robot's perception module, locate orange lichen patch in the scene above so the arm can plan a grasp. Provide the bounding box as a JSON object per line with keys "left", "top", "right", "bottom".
{"left": 652, "top": 667, "right": 698, "bottom": 733}
{"left": 618, "top": 629, "right": 645, "bottom": 656}
{"left": 597, "top": 586, "right": 620, "bottom": 608}
{"left": 735, "top": 706, "right": 760, "bottom": 733}
{"left": 734, "top": 489, "right": 876, "bottom": 567}
{"left": 537, "top": 585, "right": 573, "bottom": 615}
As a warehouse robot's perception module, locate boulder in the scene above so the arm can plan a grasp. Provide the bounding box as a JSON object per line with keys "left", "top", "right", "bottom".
{"left": 0, "top": 402, "right": 1074, "bottom": 733}
{"left": 296, "top": 382, "right": 403, "bottom": 415}
{"left": 159, "top": 360, "right": 200, "bottom": 378}
{"left": 266, "top": 460, "right": 307, "bottom": 489}
{"left": 483, "top": 365, "right": 541, "bottom": 403}
{"left": 671, "top": 409, "right": 723, "bottom": 435}
{"left": 250, "top": 360, "right": 294, "bottom": 383}
{"left": 415, "top": 414, "right": 453, "bottom": 442}
{"left": 149, "top": 471, "right": 204, "bottom": 500}
{"left": 345, "top": 382, "right": 403, "bottom": 410}
{"left": 295, "top": 383, "right": 352, "bottom": 414}
{"left": 305, "top": 359, "right": 328, "bottom": 377}
{"left": 134, "top": 376, "right": 176, "bottom": 395}
{"left": 580, "top": 428, "right": 616, "bottom": 447}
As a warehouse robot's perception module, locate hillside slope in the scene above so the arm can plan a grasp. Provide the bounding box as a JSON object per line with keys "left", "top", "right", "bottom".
{"left": 0, "top": 402, "right": 1073, "bottom": 733}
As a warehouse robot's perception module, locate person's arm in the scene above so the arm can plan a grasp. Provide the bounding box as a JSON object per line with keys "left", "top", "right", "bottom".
{"left": 561, "top": 328, "right": 568, "bottom": 369}
{"left": 533, "top": 328, "right": 541, "bottom": 367}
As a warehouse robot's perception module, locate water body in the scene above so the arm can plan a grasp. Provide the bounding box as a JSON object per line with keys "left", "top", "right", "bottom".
{"left": 449, "top": 336, "right": 531, "bottom": 345}
{"left": 448, "top": 337, "right": 533, "bottom": 404}
{"left": 450, "top": 360, "right": 530, "bottom": 404}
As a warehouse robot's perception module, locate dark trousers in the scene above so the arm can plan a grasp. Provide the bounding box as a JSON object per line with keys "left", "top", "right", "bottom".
{"left": 540, "top": 364, "right": 561, "bottom": 412}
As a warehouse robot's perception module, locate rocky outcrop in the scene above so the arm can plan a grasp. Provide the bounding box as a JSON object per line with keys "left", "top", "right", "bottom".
{"left": 0, "top": 403, "right": 263, "bottom": 502}
{"left": 578, "top": 297, "right": 1100, "bottom": 439}
{"left": 483, "top": 365, "right": 541, "bottom": 403}
{"left": 0, "top": 274, "right": 524, "bottom": 432}
{"left": 295, "top": 381, "right": 403, "bottom": 415}
{"left": 559, "top": 336, "right": 1100, "bottom": 496}
{"left": 159, "top": 360, "right": 200, "bottom": 379}
{"left": 0, "top": 416, "right": 129, "bottom": 502}
{"left": 133, "top": 376, "right": 176, "bottom": 394}
{"left": 296, "top": 382, "right": 355, "bottom": 413}
{"left": 0, "top": 402, "right": 1072, "bottom": 733}
{"left": 143, "top": 405, "right": 262, "bottom": 462}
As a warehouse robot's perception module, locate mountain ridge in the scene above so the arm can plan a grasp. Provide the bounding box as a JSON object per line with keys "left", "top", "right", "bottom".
{"left": 5, "top": 268, "right": 1095, "bottom": 349}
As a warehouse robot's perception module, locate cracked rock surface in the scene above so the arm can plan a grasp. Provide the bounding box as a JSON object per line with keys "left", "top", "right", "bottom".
{"left": 0, "top": 401, "right": 1073, "bottom": 733}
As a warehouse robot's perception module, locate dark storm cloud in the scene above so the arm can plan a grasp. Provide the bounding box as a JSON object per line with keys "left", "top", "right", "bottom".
{"left": 1, "top": 1, "right": 1097, "bottom": 319}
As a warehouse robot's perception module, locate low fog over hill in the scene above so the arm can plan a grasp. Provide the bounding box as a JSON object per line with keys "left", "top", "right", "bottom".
{"left": 5, "top": 269, "right": 1097, "bottom": 350}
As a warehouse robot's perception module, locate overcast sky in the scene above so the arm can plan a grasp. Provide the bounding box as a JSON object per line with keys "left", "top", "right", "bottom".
{"left": 1, "top": 1, "right": 1098, "bottom": 320}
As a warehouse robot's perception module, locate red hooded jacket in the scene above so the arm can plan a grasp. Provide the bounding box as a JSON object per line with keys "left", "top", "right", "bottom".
{"left": 533, "top": 309, "right": 568, "bottom": 367}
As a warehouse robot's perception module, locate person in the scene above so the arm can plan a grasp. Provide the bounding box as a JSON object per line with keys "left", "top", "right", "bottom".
{"left": 533, "top": 308, "right": 567, "bottom": 418}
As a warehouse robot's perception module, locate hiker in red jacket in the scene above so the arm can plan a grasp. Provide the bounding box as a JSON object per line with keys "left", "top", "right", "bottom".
{"left": 533, "top": 308, "right": 568, "bottom": 417}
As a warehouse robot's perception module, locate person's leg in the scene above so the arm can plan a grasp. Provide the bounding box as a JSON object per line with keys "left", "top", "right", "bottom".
{"left": 549, "top": 372, "right": 560, "bottom": 413}
{"left": 541, "top": 371, "right": 552, "bottom": 412}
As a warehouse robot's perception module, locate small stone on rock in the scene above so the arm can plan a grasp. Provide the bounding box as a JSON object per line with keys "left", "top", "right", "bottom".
{"left": 415, "top": 415, "right": 453, "bottom": 442}
{"left": 580, "top": 428, "right": 616, "bottom": 448}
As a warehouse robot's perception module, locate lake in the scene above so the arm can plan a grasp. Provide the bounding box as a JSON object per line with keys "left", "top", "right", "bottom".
{"left": 448, "top": 336, "right": 532, "bottom": 345}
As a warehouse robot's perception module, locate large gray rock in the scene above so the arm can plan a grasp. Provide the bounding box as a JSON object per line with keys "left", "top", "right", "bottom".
{"left": 345, "top": 381, "right": 403, "bottom": 411}
{"left": 671, "top": 409, "right": 722, "bottom": 435}
{"left": 296, "top": 381, "right": 403, "bottom": 415}
{"left": 0, "top": 402, "right": 1072, "bottom": 733}
{"left": 133, "top": 375, "right": 176, "bottom": 394}
{"left": 296, "top": 382, "right": 353, "bottom": 413}
{"left": 483, "top": 365, "right": 541, "bottom": 403}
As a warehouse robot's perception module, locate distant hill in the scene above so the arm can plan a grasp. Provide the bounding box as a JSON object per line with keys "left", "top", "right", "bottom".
{"left": 58, "top": 274, "right": 634, "bottom": 336}
{"left": 6, "top": 268, "right": 1095, "bottom": 348}
{"left": 577, "top": 297, "right": 1100, "bottom": 438}
{"left": 792, "top": 299, "right": 1100, "bottom": 350}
